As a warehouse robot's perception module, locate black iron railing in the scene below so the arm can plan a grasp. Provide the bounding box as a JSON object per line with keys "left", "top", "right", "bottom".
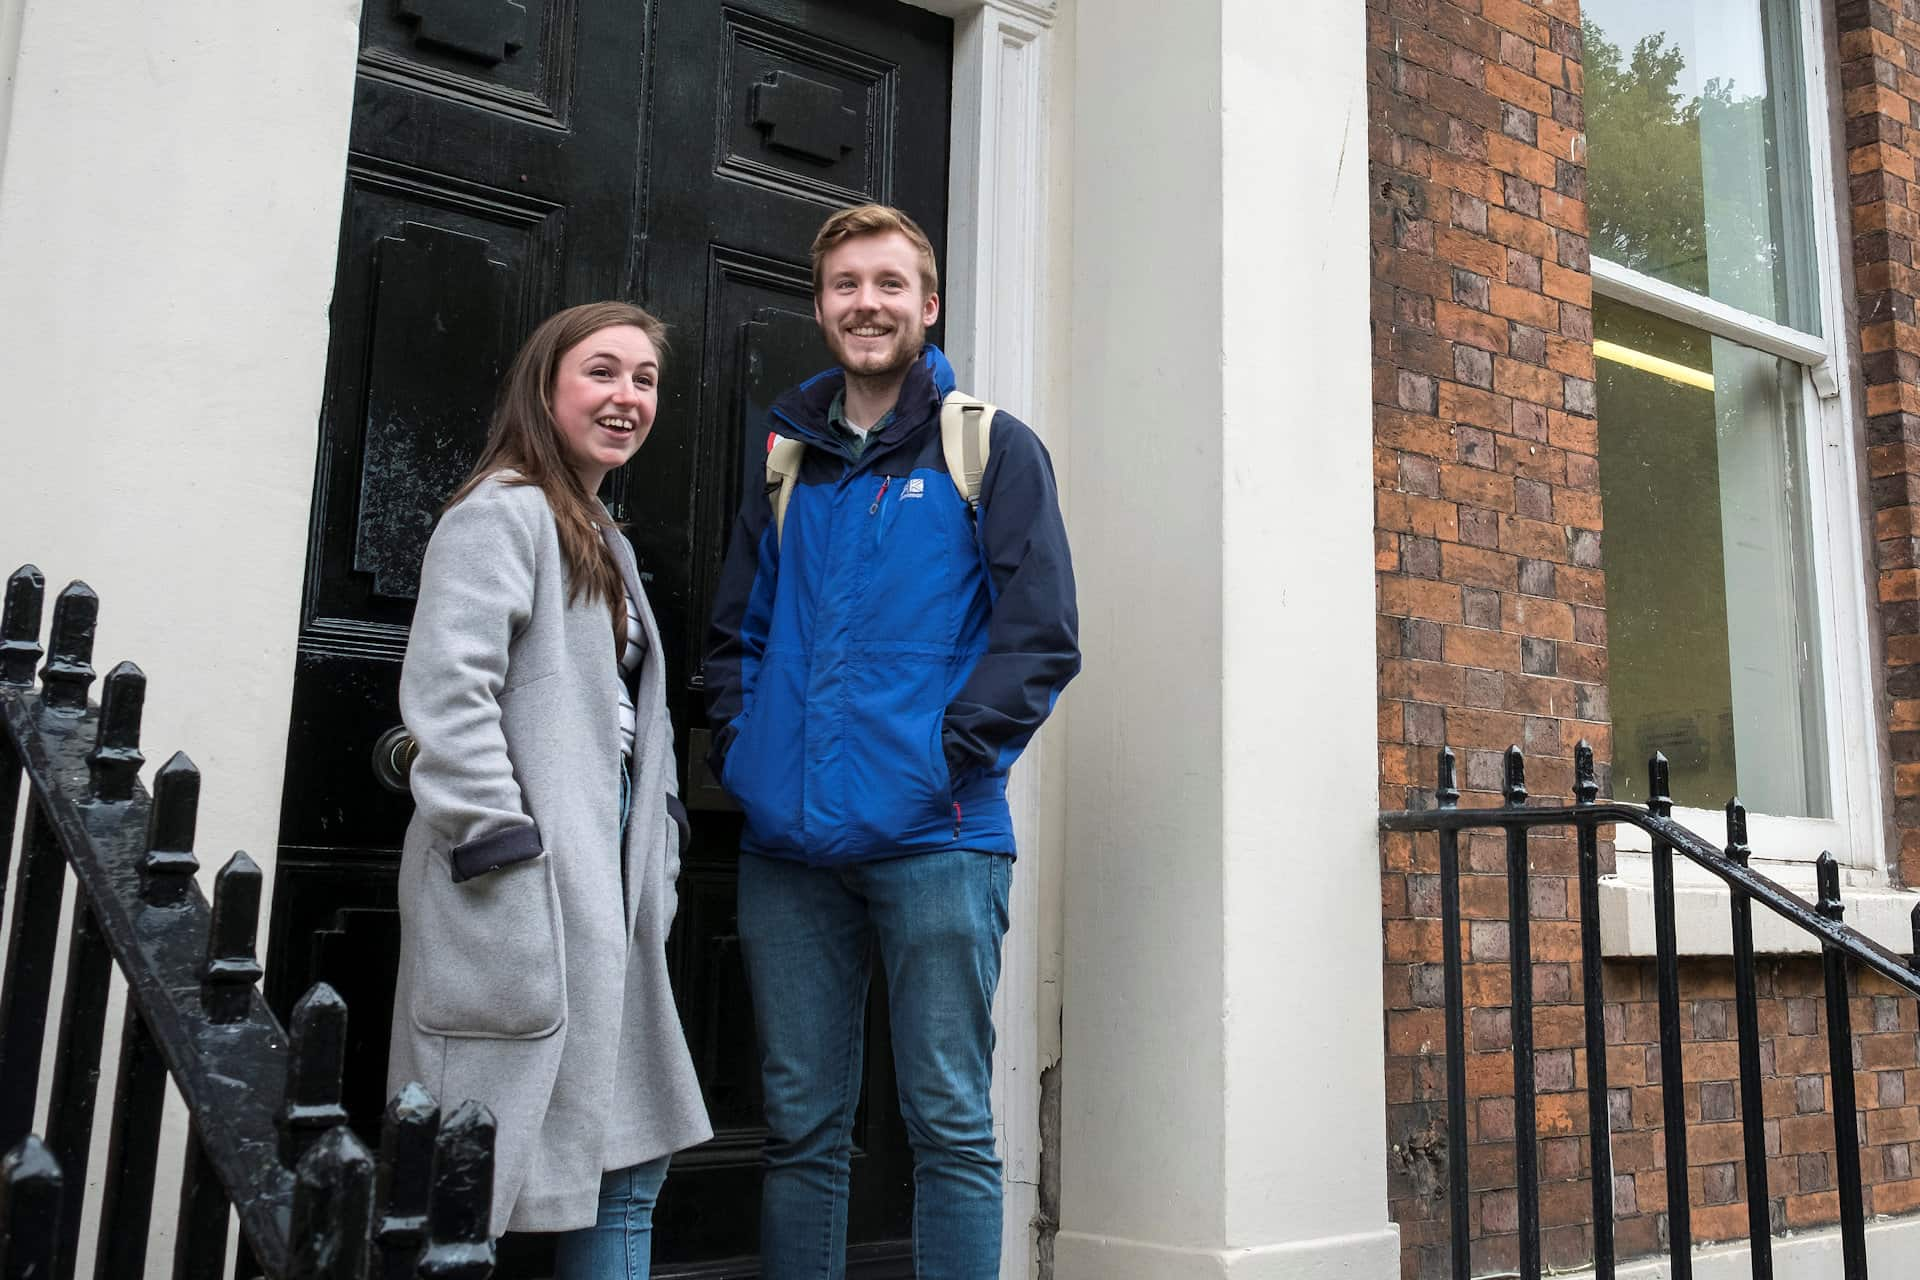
{"left": 0, "top": 565, "right": 496, "bottom": 1278}
{"left": 1381, "top": 742, "right": 1920, "bottom": 1280}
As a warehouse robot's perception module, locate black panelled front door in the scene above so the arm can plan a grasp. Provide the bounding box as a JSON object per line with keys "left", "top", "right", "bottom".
{"left": 268, "top": 2, "right": 952, "bottom": 1272}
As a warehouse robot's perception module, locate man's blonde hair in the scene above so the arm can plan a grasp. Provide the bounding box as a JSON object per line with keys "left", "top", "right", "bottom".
{"left": 810, "top": 204, "right": 939, "bottom": 298}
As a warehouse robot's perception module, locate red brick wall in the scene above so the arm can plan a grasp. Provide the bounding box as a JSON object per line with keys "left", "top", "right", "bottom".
{"left": 1842, "top": 0, "right": 1920, "bottom": 887}
{"left": 1373, "top": 1, "right": 1920, "bottom": 1277}
{"left": 1602, "top": 960, "right": 1920, "bottom": 1250}
{"left": 1368, "top": 0, "right": 1607, "bottom": 1264}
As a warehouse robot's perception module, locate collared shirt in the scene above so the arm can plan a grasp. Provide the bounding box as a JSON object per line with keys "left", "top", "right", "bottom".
{"left": 827, "top": 389, "right": 894, "bottom": 462}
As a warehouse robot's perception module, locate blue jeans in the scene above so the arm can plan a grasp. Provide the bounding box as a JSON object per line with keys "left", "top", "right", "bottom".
{"left": 738, "top": 850, "right": 1012, "bottom": 1280}
{"left": 552, "top": 1156, "right": 671, "bottom": 1280}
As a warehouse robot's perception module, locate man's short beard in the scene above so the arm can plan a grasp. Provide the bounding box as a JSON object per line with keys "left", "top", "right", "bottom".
{"left": 831, "top": 326, "right": 925, "bottom": 385}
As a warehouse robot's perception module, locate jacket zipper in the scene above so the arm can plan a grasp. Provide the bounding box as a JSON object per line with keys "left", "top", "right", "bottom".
{"left": 953, "top": 801, "right": 963, "bottom": 839}
{"left": 868, "top": 475, "right": 891, "bottom": 514}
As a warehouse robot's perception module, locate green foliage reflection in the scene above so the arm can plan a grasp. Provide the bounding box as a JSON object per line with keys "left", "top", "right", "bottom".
{"left": 1585, "top": 15, "right": 1797, "bottom": 323}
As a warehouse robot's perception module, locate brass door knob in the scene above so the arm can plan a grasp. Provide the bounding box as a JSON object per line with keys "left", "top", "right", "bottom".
{"left": 372, "top": 725, "right": 418, "bottom": 795}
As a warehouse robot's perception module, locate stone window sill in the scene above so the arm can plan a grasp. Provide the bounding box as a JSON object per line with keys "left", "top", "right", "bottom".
{"left": 1597, "top": 854, "right": 1920, "bottom": 959}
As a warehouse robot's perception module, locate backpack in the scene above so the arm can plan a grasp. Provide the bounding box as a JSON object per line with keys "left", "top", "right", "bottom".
{"left": 765, "top": 392, "right": 995, "bottom": 546}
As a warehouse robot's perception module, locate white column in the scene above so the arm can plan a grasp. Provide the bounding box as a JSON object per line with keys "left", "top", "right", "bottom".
{"left": 1058, "top": 0, "right": 1395, "bottom": 1274}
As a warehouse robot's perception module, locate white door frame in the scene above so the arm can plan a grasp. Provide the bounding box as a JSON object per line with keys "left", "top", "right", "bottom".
{"left": 904, "top": 1, "right": 1059, "bottom": 1273}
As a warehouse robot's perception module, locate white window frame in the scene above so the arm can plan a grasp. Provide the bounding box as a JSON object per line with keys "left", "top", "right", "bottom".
{"left": 1592, "top": 0, "right": 1887, "bottom": 892}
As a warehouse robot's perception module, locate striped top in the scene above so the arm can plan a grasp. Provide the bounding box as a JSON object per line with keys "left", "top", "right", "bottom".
{"left": 616, "top": 588, "right": 646, "bottom": 757}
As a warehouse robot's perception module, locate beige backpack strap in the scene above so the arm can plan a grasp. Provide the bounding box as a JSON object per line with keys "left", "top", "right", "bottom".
{"left": 766, "top": 435, "right": 807, "bottom": 546}
{"left": 940, "top": 392, "right": 995, "bottom": 509}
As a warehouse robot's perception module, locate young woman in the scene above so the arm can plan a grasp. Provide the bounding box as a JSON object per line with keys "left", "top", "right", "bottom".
{"left": 387, "top": 301, "right": 711, "bottom": 1278}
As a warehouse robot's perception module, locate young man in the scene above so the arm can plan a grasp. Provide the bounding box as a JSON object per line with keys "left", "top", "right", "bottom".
{"left": 704, "top": 204, "right": 1079, "bottom": 1278}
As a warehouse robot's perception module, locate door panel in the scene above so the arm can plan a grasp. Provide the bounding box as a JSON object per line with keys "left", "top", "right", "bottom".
{"left": 269, "top": 2, "right": 953, "bottom": 1272}
{"left": 632, "top": 0, "right": 950, "bottom": 675}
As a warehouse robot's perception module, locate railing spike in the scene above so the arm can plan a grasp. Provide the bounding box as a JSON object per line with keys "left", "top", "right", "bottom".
{"left": 1817, "top": 866, "right": 1869, "bottom": 1276}
{"left": 1499, "top": 756, "right": 1540, "bottom": 1276}
{"left": 144, "top": 750, "right": 201, "bottom": 900}
{"left": 0, "top": 1135, "right": 63, "bottom": 1278}
{"left": 39, "top": 582, "right": 97, "bottom": 712}
{"left": 388, "top": 1080, "right": 438, "bottom": 1117}
{"left": 280, "top": 984, "right": 350, "bottom": 1169}
{"left": 416, "top": 1101, "right": 496, "bottom": 1279}
{"left": 201, "top": 853, "right": 264, "bottom": 1024}
{"left": 1572, "top": 736, "right": 1616, "bottom": 1272}
{"left": 374, "top": 1083, "right": 439, "bottom": 1276}
{"left": 1435, "top": 747, "right": 1458, "bottom": 809}
{"left": 1502, "top": 744, "right": 1527, "bottom": 806}
{"left": 87, "top": 661, "right": 146, "bottom": 802}
{"left": 287, "top": 1126, "right": 374, "bottom": 1280}
{"left": 1725, "top": 797, "right": 1749, "bottom": 866}
{"left": 1817, "top": 851, "right": 1844, "bottom": 921}
{"left": 1723, "top": 792, "right": 1773, "bottom": 1273}
{"left": 0, "top": 566, "right": 45, "bottom": 687}
{"left": 1647, "top": 750, "right": 1672, "bottom": 817}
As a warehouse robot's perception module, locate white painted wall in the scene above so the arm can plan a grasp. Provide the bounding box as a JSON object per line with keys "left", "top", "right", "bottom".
{"left": 0, "top": 0, "right": 362, "bottom": 1270}
{"left": 1033, "top": 6, "right": 1078, "bottom": 1270}
{"left": 1038, "top": 0, "right": 1076, "bottom": 973}
{"left": 1057, "top": 0, "right": 1395, "bottom": 1274}
{"left": 0, "top": 0, "right": 361, "bottom": 898}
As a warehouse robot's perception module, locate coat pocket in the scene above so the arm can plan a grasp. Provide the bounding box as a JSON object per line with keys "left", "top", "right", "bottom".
{"left": 409, "top": 849, "right": 566, "bottom": 1040}
{"left": 839, "top": 656, "right": 955, "bottom": 848}
{"left": 721, "top": 702, "right": 801, "bottom": 844}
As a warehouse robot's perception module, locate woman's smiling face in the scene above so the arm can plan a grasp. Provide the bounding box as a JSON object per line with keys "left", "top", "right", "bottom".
{"left": 549, "top": 323, "right": 660, "bottom": 490}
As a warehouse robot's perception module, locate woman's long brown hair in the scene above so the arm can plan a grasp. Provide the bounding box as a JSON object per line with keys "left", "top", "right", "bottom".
{"left": 446, "top": 301, "right": 668, "bottom": 644}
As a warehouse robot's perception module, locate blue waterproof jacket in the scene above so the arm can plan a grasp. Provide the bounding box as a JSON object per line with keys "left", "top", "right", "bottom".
{"left": 704, "top": 345, "right": 1079, "bottom": 865}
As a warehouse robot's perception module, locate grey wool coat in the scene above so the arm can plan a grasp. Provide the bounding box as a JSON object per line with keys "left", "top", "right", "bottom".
{"left": 388, "top": 473, "right": 711, "bottom": 1236}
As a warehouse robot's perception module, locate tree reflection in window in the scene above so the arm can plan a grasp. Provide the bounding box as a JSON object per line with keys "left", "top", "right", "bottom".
{"left": 1584, "top": 6, "right": 1817, "bottom": 330}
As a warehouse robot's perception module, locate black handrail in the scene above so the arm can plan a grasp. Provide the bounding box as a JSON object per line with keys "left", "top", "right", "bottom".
{"left": 1381, "top": 742, "right": 1920, "bottom": 1280}
{"left": 1381, "top": 801, "right": 1920, "bottom": 996}
{"left": 0, "top": 565, "right": 496, "bottom": 1278}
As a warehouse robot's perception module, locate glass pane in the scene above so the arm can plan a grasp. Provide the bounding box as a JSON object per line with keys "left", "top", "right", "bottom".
{"left": 1596, "top": 298, "right": 1829, "bottom": 816}
{"left": 1584, "top": 0, "right": 1820, "bottom": 332}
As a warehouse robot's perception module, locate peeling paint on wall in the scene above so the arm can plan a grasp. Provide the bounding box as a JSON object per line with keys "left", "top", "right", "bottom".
{"left": 1036, "top": 1056, "right": 1061, "bottom": 1279}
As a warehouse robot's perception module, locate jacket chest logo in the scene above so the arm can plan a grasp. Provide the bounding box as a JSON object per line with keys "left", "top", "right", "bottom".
{"left": 900, "top": 477, "right": 926, "bottom": 500}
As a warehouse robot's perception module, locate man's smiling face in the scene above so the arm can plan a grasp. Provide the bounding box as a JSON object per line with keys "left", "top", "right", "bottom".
{"left": 814, "top": 230, "right": 940, "bottom": 381}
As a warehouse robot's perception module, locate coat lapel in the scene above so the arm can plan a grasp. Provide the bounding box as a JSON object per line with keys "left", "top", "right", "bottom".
{"left": 600, "top": 523, "right": 644, "bottom": 625}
